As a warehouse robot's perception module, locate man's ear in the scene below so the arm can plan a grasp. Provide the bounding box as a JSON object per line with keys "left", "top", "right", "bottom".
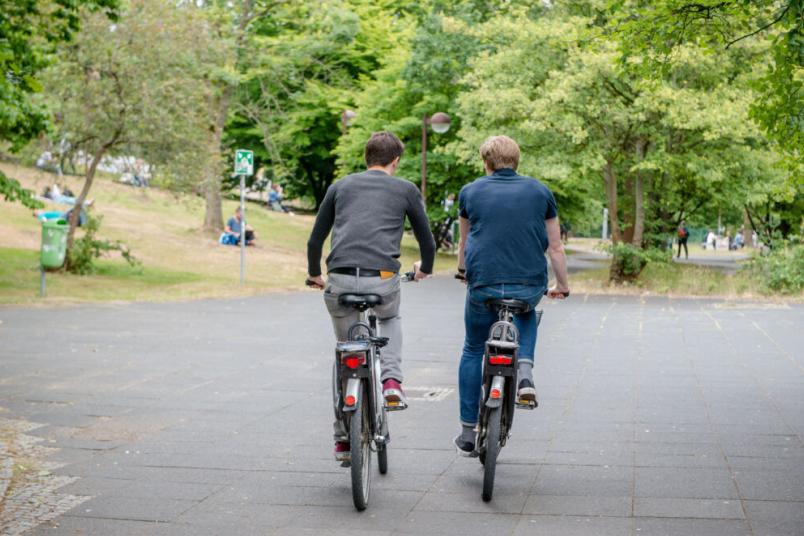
{"left": 392, "top": 156, "right": 401, "bottom": 169}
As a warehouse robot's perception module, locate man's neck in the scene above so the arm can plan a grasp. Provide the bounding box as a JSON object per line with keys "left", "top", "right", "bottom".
{"left": 367, "top": 165, "right": 393, "bottom": 175}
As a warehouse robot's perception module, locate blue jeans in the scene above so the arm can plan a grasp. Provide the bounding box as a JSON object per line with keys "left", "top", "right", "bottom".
{"left": 459, "top": 284, "right": 545, "bottom": 426}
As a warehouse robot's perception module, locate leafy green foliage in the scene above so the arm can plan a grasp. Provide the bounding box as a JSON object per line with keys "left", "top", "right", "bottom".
{"left": 66, "top": 215, "right": 138, "bottom": 275}
{"left": 0, "top": 170, "right": 43, "bottom": 209}
{"left": 0, "top": 0, "right": 117, "bottom": 209}
{"left": 745, "top": 242, "right": 804, "bottom": 294}
{"left": 604, "top": 242, "right": 672, "bottom": 282}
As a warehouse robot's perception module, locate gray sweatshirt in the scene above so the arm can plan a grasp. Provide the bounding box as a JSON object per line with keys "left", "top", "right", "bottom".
{"left": 307, "top": 169, "right": 436, "bottom": 277}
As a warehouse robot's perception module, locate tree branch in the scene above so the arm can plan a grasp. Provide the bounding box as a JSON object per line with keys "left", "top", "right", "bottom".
{"left": 726, "top": 3, "right": 791, "bottom": 48}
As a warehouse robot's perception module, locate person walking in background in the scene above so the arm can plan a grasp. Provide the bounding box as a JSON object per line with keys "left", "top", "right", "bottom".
{"left": 677, "top": 220, "right": 689, "bottom": 259}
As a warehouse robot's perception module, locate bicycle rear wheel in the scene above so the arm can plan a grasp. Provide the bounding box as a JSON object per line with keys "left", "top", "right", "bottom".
{"left": 349, "top": 390, "right": 372, "bottom": 510}
{"left": 482, "top": 405, "right": 502, "bottom": 502}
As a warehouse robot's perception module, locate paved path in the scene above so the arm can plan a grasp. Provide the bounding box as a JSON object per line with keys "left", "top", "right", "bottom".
{"left": 0, "top": 278, "right": 802, "bottom": 535}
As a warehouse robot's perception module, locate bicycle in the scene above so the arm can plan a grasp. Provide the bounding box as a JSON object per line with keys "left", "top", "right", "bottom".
{"left": 308, "top": 271, "right": 415, "bottom": 511}
{"left": 455, "top": 274, "right": 568, "bottom": 502}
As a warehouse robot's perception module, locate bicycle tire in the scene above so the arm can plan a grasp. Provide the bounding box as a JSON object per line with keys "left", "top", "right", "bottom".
{"left": 350, "top": 390, "right": 372, "bottom": 510}
{"left": 377, "top": 443, "right": 388, "bottom": 474}
{"left": 482, "top": 405, "right": 502, "bottom": 502}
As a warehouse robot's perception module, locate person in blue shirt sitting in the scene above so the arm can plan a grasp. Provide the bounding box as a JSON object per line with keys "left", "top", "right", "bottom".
{"left": 454, "top": 135, "right": 570, "bottom": 455}
{"left": 225, "top": 206, "right": 256, "bottom": 246}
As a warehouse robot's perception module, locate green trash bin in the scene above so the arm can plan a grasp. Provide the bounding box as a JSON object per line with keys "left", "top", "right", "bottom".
{"left": 41, "top": 219, "right": 69, "bottom": 269}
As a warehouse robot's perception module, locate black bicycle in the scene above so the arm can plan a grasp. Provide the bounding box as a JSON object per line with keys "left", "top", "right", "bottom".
{"left": 311, "top": 271, "right": 414, "bottom": 511}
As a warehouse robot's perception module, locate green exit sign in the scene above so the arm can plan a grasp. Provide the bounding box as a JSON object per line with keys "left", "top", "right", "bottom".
{"left": 234, "top": 149, "right": 254, "bottom": 176}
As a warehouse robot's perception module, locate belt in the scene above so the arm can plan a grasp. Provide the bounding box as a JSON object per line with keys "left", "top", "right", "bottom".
{"left": 330, "top": 267, "right": 396, "bottom": 279}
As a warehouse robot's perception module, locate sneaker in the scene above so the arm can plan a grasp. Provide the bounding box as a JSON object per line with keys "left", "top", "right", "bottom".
{"left": 382, "top": 379, "right": 408, "bottom": 409}
{"left": 453, "top": 435, "right": 476, "bottom": 457}
{"left": 517, "top": 378, "right": 538, "bottom": 407}
{"left": 334, "top": 441, "right": 350, "bottom": 462}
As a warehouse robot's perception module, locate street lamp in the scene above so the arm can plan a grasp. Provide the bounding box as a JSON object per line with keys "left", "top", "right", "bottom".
{"left": 341, "top": 110, "right": 356, "bottom": 135}
{"left": 421, "top": 112, "right": 451, "bottom": 204}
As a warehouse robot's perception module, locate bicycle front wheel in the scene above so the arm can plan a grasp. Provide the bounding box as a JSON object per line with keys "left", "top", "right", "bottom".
{"left": 482, "top": 405, "right": 502, "bottom": 502}
{"left": 350, "top": 389, "right": 372, "bottom": 510}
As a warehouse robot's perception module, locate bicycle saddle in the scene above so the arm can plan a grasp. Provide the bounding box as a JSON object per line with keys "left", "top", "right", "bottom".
{"left": 485, "top": 298, "right": 532, "bottom": 314}
{"left": 339, "top": 293, "right": 383, "bottom": 310}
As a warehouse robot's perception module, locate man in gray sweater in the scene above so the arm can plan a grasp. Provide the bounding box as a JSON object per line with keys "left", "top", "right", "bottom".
{"left": 307, "top": 131, "right": 436, "bottom": 461}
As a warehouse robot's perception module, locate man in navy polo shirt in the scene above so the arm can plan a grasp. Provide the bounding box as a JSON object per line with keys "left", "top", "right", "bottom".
{"left": 454, "top": 135, "right": 570, "bottom": 454}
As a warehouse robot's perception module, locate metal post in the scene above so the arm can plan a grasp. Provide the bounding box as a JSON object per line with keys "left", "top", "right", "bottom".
{"left": 40, "top": 266, "right": 46, "bottom": 298}
{"left": 421, "top": 114, "right": 428, "bottom": 205}
{"left": 239, "top": 174, "right": 245, "bottom": 284}
{"left": 602, "top": 208, "right": 609, "bottom": 240}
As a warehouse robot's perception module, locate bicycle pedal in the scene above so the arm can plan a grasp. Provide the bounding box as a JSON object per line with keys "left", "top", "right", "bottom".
{"left": 516, "top": 399, "right": 538, "bottom": 410}
{"left": 384, "top": 400, "right": 408, "bottom": 411}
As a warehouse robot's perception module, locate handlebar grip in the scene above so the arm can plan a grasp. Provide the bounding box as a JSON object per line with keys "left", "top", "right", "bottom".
{"left": 544, "top": 289, "right": 570, "bottom": 297}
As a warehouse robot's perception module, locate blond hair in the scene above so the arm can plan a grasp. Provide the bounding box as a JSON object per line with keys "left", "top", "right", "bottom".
{"left": 479, "top": 135, "right": 520, "bottom": 171}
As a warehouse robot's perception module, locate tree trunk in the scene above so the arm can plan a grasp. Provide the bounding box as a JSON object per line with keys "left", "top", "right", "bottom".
{"left": 603, "top": 161, "right": 622, "bottom": 243}
{"left": 202, "top": 105, "right": 227, "bottom": 233}
{"left": 631, "top": 139, "right": 647, "bottom": 246}
{"left": 202, "top": 0, "right": 254, "bottom": 233}
{"left": 743, "top": 208, "right": 753, "bottom": 248}
{"left": 64, "top": 145, "right": 108, "bottom": 269}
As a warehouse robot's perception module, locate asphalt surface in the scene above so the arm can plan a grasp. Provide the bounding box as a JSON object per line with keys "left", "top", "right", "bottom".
{"left": 0, "top": 277, "right": 802, "bottom": 535}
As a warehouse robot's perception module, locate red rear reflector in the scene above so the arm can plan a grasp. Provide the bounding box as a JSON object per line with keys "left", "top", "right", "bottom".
{"left": 342, "top": 354, "right": 366, "bottom": 369}
{"left": 489, "top": 355, "right": 513, "bottom": 365}
{"left": 344, "top": 395, "right": 356, "bottom": 406}
{"left": 490, "top": 388, "right": 501, "bottom": 399}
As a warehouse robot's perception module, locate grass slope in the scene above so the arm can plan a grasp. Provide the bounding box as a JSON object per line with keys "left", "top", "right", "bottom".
{"left": 0, "top": 162, "right": 451, "bottom": 304}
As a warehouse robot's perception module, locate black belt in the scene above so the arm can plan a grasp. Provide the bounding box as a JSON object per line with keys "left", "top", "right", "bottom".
{"left": 330, "top": 267, "right": 383, "bottom": 277}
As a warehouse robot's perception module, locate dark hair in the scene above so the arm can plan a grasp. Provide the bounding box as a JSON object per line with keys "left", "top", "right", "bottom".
{"left": 364, "top": 131, "right": 404, "bottom": 167}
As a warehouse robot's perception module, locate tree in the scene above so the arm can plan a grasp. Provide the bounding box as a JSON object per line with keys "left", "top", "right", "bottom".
{"left": 0, "top": 0, "right": 117, "bottom": 209}
{"left": 610, "top": 0, "right": 802, "bottom": 176}
{"left": 41, "top": 0, "right": 219, "bottom": 268}
{"left": 227, "top": 0, "right": 409, "bottom": 209}
{"left": 452, "top": 6, "right": 784, "bottom": 278}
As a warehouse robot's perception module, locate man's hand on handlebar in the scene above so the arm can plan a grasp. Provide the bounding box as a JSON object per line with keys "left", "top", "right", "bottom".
{"left": 546, "top": 286, "right": 570, "bottom": 299}
{"left": 455, "top": 267, "right": 467, "bottom": 284}
{"left": 412, "top": 260, "right": 429, "bottom": 282}
{"left": 306, "top": 275, "right": 326, "bottom": 289}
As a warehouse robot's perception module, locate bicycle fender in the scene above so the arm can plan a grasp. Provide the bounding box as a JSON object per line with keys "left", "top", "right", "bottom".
{"left": 342, "top": 377, "right": 361, "bottom": 412}
{"left": 485, "top": 376, "right": 505, "bottom": 409}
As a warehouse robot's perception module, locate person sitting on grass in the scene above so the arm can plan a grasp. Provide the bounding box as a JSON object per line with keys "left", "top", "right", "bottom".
{"left": 225, "top": 206, "right": 256, "bottom": 246}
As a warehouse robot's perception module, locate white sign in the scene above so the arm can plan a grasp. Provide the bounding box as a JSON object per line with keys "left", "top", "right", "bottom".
{"left": 234, "top": 149, "right": 254, "bottom": 176}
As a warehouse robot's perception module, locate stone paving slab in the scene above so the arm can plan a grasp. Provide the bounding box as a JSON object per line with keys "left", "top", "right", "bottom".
{"left": 1, "top": 278, "right": 803, "bottom": 535}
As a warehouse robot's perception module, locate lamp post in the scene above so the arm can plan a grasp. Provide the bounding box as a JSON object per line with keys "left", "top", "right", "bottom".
{"left": 421, "top": 112, "right": 451, "bottom": 205}
{"left": 341, "top": 110, "right": 356, "bottom": 135}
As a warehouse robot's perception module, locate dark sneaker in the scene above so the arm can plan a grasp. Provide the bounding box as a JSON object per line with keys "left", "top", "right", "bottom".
{"left": 334, "top": 441, "right": 350, "bottom": 462}
{"left": 517, "top": 378, "right": 538, "bottom": 407}
{"left": 453, "top": 435, "right": 476, "bottom": 457}
{"left": 383, "top": 379, "right": 408, "bottom": 410}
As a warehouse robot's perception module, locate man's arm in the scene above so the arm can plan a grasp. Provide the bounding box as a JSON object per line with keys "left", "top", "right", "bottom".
{"left": 407, "top": 188, "right": 436, "bottom": 277}
{"left": 545, "top": 216, "right": 570, "bottom": 297}
{"left": 306, "top": 186, "right": 336, "bottom": 284}
{"left": 458, "top": 216, "right": 470, "bottom": 271}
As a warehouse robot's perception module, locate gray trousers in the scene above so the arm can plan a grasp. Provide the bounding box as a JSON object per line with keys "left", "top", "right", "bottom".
{"left": 324, "top": 272, "right": 402, "bottom": 440}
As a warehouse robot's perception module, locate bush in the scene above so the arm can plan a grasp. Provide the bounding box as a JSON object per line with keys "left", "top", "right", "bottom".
{"left": 604, "top": 242, "right": 672, "bottom": 283}
{"left": 744, "top": 243, "right": 804, "bottom": 295}
{"left": 66, "top": 215, "right": 139, "bottom": 275}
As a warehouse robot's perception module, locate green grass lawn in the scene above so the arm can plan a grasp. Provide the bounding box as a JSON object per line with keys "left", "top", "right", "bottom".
{"left": 0, "top": 161, "right": 457, "bottom": 304}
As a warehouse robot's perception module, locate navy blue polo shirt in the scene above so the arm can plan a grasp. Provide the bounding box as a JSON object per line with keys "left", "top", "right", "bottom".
{"left": 459, "top": 168, "right": 557, "bottom": 289}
